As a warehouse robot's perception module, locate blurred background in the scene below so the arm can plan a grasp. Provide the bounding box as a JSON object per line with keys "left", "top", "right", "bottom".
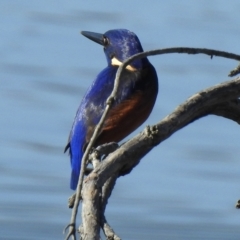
{"left": 1, "top": 1, "right": 240, "bottom": 239}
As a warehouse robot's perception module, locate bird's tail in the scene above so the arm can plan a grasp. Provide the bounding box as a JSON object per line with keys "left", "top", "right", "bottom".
{"left": 70, "top": 151, "right": 83, "bottom": 190}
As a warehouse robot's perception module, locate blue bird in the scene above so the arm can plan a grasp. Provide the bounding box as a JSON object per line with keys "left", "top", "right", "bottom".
{"left": 65, "top": 29, "right": 158, "bottom": 190}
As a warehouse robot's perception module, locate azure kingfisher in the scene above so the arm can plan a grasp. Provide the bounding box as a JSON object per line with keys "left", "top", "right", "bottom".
{"left": 65, "top": 29, "right": 158, "bottom": 190}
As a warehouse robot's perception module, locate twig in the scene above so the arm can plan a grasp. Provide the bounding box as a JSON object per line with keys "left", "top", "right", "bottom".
{"left": 112, "top": 47, "right": 240, "bottom": 101}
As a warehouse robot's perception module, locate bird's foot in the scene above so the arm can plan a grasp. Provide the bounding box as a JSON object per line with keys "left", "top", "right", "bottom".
{"left": 89, "top": 142, "right": 119, "bottom": 169}
{"left": 96, "top": 142, "right": 119, "bottom": 156}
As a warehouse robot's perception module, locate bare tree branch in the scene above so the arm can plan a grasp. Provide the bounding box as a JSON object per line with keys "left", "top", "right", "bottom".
{"left": 80, "top": 77, "right": 240, "bottom": 238}
{"left": 97, "top": 77, "right": 240, "bottom": 182}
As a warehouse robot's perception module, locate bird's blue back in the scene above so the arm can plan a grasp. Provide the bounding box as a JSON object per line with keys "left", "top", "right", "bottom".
{"left": 65, "top": 29, "right": 158, "bottom": 190}
{"left": 67, "top": 66, "right": 116, "bottom": 189}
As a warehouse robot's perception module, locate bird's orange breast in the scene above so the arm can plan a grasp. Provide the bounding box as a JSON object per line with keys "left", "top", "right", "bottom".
{"left": 95, "top": 79, "right": 157, "bottom": 146}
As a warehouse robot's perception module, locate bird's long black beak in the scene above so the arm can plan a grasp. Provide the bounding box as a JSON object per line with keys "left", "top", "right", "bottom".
{"left": 81, "top": 31, "right": 104, "bottom": 46}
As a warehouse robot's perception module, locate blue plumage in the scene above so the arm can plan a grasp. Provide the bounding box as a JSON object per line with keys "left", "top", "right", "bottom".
{"left": 65, "top": 29, "right": 158, "bottom": 190}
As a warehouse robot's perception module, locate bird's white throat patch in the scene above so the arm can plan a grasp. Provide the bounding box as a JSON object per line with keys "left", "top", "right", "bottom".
{"left": 111, "top": 57, "right": 136, "bottom": 71}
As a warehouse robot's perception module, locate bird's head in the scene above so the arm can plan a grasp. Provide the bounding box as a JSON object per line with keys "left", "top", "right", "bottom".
{"left": 81, "top": 29, "right": 148, "bottom": 70}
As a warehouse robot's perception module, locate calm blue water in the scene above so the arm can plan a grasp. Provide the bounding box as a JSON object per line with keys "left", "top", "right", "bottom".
{"left": 1, "top": 1, "right": 240, "bottom": 239}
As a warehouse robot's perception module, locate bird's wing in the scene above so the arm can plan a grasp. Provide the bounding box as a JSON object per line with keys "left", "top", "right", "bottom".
{"left": 65, "top": 66, "right": 118, "bottom": 153}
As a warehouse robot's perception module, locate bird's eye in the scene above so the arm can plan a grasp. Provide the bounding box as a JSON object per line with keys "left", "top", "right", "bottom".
{"left": 103, "top": 36, "right": 109, "bottom": 46}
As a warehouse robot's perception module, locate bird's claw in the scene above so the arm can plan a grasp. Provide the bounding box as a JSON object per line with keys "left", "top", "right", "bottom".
{"left": 96, "top": 142, "right": 119, "bottom": 156}
{"left": 89, "top": 142, "right": 119, "bottom": 169}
